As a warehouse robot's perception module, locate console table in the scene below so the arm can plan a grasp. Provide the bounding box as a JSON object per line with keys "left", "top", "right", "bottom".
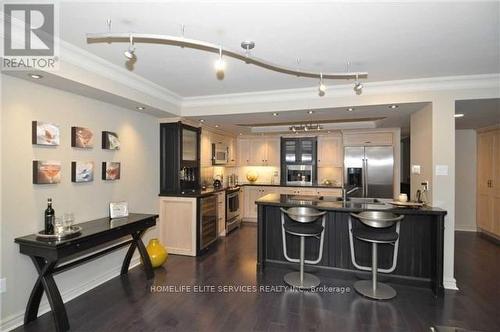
{"left": 14, "top": 213, "right": 158, "bottom": 332}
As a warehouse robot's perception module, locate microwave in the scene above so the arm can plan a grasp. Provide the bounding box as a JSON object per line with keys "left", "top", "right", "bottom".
{"left": 212, "top": 143, "right": 228, "bottom": 165}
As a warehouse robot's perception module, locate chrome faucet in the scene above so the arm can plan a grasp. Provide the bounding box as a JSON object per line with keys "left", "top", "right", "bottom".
{"left": 341, "top": 186, "right": 359, "bottom": 202}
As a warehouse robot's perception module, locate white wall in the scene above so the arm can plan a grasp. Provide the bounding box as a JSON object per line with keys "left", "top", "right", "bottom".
{"left": 455, "top": 130, "right": 477, "bottom": 231}
{"left": 410, "top": 104, "right": 433, "bottom": 202}
{"left": 0, "top": 75, "right": 159, "bottom": 330}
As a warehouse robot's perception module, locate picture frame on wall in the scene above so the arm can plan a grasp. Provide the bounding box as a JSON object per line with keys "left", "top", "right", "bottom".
{"left": 33, "top": 160, "right": 61, "bottom": 184}
{"left": 71, "top": 127, "right": 94, "bottom": 148}
{"left": 71, "top": 161, "right": 94, "bottom": 183}
{"left": 102, "top": 131, "right": 120, "bottom": 150}
{"left": 32, "top": 121, "right": 60, "bottom": 146}
{"left": 102, "top": 162, "right": 121, "bottom": 180}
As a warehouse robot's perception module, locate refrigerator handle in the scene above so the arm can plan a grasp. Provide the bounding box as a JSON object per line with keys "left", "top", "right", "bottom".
{"left": 364, "top": 158, "right": 368, "bottom": 198}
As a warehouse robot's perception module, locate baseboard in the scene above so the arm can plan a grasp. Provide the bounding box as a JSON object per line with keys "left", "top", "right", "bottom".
{"left": 443, "top": 277, "right": 458, "bottom": 290}
{"left": 167, "top": 247, "right": 196, "bottom": 256}
{"left": 454, "top": 225, "right": 477, "bottom": 232}
{"left": 0, "top": 257, "right": 141, "bottom": 332}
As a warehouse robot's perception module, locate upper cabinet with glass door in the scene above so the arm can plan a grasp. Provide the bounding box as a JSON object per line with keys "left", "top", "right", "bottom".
{"left": 182, "top": 127, "right": 198, "bottom": 162}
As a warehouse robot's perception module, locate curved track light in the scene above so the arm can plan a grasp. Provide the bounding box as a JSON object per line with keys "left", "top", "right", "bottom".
{"left": 87, "top": 33, "right": 368, "bottom": 81}
{"left": 123, "top": 34, "right": 135, "bottom": 59}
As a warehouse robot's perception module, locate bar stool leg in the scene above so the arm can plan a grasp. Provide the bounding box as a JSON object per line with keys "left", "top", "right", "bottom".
{"left": 372, "top": 242, "right": 377, "bottom": 292}
{"left": 354, "top": 242, "right": 397, "bottom": 300}
{"left": 284, "top": 236, "right": 320, "bottom": 290}
{"left": 300, "top": 236, "right": 305, "bottom": 285}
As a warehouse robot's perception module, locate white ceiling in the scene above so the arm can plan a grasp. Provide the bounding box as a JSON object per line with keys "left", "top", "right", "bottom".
{"left": 186, "top": 102, "right": 428, "bottom": 135}
{"left": 58, "top": 1, "right": 500, "bottom": 97}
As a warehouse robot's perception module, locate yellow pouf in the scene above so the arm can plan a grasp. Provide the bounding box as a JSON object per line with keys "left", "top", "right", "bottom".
{"left": 146, "top": 238, "right": 168, "bottom": 268}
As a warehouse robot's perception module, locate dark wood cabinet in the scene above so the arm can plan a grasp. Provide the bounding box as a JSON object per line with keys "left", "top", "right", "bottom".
{"left": 160, "top": 122, "right": 201, "bottom": 194}
{"left": 280, "top": 137, "right": 318, "bottom": 184}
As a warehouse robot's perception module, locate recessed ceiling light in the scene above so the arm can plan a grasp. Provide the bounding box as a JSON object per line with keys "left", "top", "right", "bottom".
{"left": 347, "top": 107, "right": 354, "bottom": 112}
{"left": 389, "top": 104, "right": 398, "bottom": 109}
{"left": 272, "top": 112, "right": 279, "bottom": 116}
{"left": 215, "top": 124, "right": 220, "bottom": 128}
{"left": 199, "top": 119, "right": 205, "bottom": 123}
{"left": 454, "top": 113, "right": 465, "bottom": 118}
{"left": 239, "top": 133, "right": 243, "bottom": 136}
{"left": 307, "top": 110, "right": 314, "bottom": 114}
{"left": 136, "top": 106, "right": 145, "bottom": 110}
{"left": 29, "top": 74, "right": 43, "bottom": 79}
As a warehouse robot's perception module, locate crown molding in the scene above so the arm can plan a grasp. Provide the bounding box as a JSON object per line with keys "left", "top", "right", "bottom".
{"left": 181, "top": 74, "right": 500, "bottom": 115}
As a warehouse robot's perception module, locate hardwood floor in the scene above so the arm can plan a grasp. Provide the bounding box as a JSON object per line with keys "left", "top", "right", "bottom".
{"left": 14, "top": 227, "right": 500, "bottom": 332}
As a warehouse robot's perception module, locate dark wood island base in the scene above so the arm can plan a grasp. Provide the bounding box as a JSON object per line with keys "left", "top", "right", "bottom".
{"left": 14, "top": 213, "right": 158, "bottom": 332}
{"left": 256, "top": 194, "right": 446, "bottom": 296}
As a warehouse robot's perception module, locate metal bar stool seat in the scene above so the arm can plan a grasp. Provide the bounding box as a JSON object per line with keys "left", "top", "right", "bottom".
{"left": 351, "top": 228, "right": 399, "bottom": 243}
{"left": 280, "top": 207, "right": 327, "bottom": 290}
{"left": 283, "top": 222, "right": 324, "bottom": 237}
{"left": 349, "top": 211, "right": 404, "bottom": 300}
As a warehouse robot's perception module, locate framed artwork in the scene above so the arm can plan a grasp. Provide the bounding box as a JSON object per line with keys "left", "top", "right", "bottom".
{"left": 102, "top": 162, "right": 121, "bottom": 180}
{"left": 71, "top": 161, "right": 94, "bottom": 183}
{"left": 102, "top": 131, "right": 120, "bottom": 150}
{"left": 32, "top": 121, "right": 60, "bottom": 146}
{"left": 33, "top": 160, "right": 61, "bottom": 184}
{"left": 71, "top": 127, "right": 94, "bottom": 148}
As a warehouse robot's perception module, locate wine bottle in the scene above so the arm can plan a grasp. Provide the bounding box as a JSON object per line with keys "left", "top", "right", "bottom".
{"left": 44, "top": 198, "right": 55, "bottom": 234}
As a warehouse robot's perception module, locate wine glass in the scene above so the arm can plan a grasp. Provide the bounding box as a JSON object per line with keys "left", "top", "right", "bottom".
{"left": 63, "top": 213, "right": 75, "bottom": 231}
{"left": 54, "top": 217, "right": 64, "bottom": 235}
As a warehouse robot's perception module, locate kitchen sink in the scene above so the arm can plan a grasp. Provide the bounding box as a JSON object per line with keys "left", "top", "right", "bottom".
{"left": 346, "top": 197, "right": 382, "bottom": 204}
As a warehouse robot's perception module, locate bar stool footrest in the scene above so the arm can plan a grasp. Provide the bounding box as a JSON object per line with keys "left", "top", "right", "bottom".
{"left": 284, "top": 272, "right": 320, "bottom": 290}
{"left": 353, "top": 280, "right": 396, "bottom": 300}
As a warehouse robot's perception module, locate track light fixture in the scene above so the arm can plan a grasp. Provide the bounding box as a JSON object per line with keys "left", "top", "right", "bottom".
{"left": 318, "top": 73, "right": 326, "bottom": 97}
{"left": 289, "top": 124, "right": 323, "bottom": 133}
{"left": 88, "top": 31, "right": 369, "bottom": 97}
{"left": 353, "top": 73, "right": 363, "bottom": 95}
{"left": 123, "top": 34, "right": 136, "bottom": 59}
{"left": 214, "top": 46, "right": 226, "bottom": 80}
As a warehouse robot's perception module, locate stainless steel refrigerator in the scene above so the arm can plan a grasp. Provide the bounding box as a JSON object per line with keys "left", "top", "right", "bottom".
{"left": 344, "top": 146, "right": 394, "bottom": 198}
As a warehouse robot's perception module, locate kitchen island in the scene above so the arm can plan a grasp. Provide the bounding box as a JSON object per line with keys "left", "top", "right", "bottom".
{"left": 256, "top": 193, "right": 447, "bottom": 296}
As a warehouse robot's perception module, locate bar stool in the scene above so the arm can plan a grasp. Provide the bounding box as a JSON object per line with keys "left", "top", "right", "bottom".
{"left": 348, "top": 211, "right": 404, "bottom": 300}
{"left": 280, "top": 207, "right": 327, "bottom": 289}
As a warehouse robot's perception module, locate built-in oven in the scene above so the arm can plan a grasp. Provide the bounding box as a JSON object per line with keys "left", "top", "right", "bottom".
{"left": 226, "top": 187, "right": 241, "bottom": 233}
{"left": 212, "top": 143, "right": 228, "bottom": 165}
{"left": 199, "top": 194, "right": 218, "bottom": 250}
{"left": 286, "top": 165, "right": 313, "bottom": 186}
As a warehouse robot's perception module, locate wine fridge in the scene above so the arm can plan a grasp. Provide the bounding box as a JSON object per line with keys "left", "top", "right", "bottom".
{"left": 199, "top": 195, "right": 218, "bottom": 250}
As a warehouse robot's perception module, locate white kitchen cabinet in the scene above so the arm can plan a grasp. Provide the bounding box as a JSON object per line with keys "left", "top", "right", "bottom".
{"left": 238, "top": 138, "right": 251, "bottom": 166}
{"left": 266, "top": 137, "right": 281, "bottom": 166}
{"left": 243, "top": 186, "right": 277, "bottom": 221}
{"left": 227, "top": 137, "right": 237, "bottom": 166}
{"left": 343, "top": 132, "right": 393, "bottom": 146}
{"left": 317, "top": 188, "right": 342, "bottom": 197}
{"left": 238, "top": 137, "right": 281, "bottom": 166}
{"left": 249, "top": 138, "right": 268, "bottom": 165}
{"left": 216, "top": 191, "right": 226, "bottom": 236}
{"left": 318, "top": 136, "right": 343, "bottom": 167}
{"left": 201, "top": 131, "right": 212, "bottom": 166}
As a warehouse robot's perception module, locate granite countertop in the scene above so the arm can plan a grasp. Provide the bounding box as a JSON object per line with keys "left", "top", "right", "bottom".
{"left": 159, "top": 186, "right": 240, "bottom": 198}
{"left": 256, "top": 193, "right": 447, "bottom": 216}
{"left": 240, "top": 183, "right": 343, "bottom": 189}
{"left": 159, "top": 183, "right": 343, "bottom": 198}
